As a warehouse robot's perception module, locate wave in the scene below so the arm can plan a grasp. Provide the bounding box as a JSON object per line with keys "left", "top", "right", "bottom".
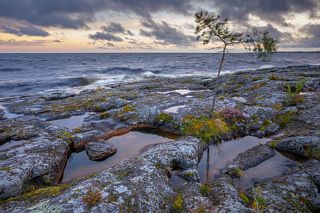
{"left": 0, "top": 68, "right": 23, "bottom": 72}
{"left": 0, "top": 76, "right": 97, "bottom": 97}
{"left": 98, "top": 67, "right": 151, "bottom": 74}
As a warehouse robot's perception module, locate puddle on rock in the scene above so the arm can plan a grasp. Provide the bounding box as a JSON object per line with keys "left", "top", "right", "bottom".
{"left": 197, "top": 136, "right": 271, "bottom": 184}
{"left": 50, "top": 112, "right": 91, "bottom": 130}
{"left": 236, "top": 151, "right": 299, "bottom": 189}
{"left": 61, "top": 130, "right": 178, "bottom": 183}
{"left": 163, "top": 105, "right": 186, "bottom": 113}
{"left": 158, "top": 89, "right": 210, "bottom": 95}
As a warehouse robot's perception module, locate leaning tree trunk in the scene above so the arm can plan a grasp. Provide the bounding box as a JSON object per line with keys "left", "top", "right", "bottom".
{"left": 211, "top": 45, "right": 227, "bottom": 113}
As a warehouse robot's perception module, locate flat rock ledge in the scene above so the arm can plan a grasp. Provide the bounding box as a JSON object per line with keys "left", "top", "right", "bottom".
{"left": 85, "top": 140, "right": 117, "bottom": 161}
{"left": 0, "top": 137, "right": 203, "bottom": 212}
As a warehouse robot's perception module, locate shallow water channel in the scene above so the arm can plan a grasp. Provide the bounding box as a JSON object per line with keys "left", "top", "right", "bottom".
{"left": 50, "top": 113, "right": 91, "bottom": 130}
{"left": 61, "top": 130, "right": 179, "bottom": 183}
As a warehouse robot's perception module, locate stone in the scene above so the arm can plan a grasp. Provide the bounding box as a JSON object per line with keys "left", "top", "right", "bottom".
{"left": 265, "top": 123, "right": 280, "bottom": 135}
{"left": 272, "top": 136, "right": 320, "bottom": 159}
{"left": 224, "top": 144, "right": 275, "bottom": 176}
{"left": 85, "top": 141, "right": 117, "bottom": 161}
{"left": 176, "top": 168, "right": 200, "bottom": 182}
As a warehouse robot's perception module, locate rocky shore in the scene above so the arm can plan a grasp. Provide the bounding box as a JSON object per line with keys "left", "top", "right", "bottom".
{"left": 0, "top": 65, "right": 319, "bottom": 212}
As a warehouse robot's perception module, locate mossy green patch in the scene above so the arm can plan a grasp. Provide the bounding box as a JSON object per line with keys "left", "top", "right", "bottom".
{"left": 99, "top": 111, "right": 109, "bottom": 119}
{"left": 58, "top": 130, "right": 74, "bottom": 145}
{"left": 181, "top": 115, "right": 230, "bottom": 143}
{"left": 2, "top": 184, "right": 71, "bottom": 203}
{"left": 172, "top": 193, "right": 184, "bottom": 212}
{"left": 0, "top": 167, "right": 11, "bottom": 171}
{"left": 268, "top": 140, "right": 279, "bottom": 149}
{"left": 155, "top": 113, "right": 173, "bottom": 124}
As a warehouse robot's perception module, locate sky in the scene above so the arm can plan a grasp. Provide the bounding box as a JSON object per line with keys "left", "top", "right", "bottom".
{"left": 0, "top": 0, "right": 319, "bottom": 53}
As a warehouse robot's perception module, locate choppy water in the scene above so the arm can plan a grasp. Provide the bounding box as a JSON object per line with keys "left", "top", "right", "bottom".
{"left": 0, "top": 52, "right": 319, "bottom": 97}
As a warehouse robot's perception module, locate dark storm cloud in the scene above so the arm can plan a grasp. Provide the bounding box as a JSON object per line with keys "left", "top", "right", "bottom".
{"left": 89, "top": 32, "right": 123, "bottom": 41}
{"left": 252, "top": 24, "right": 292, "bottom": 42}
{"left": 140, "top": 18, "right": 196, "bottom": 46}
{"left": 101, "top": 22, "right": 134, "bottom": 36}
{"left": 0, "top": 0, "right": 194, "bottom": 28}
{"left": 89, "top": 22, "right": 134, "bottom": 42}
{"left": 301, "top": 24, "right": 320, "bottom": 38}
{"left": 211, "top": 0, "right": 319, "bottom": 25}
{"left": 0, "top": 24, "right": 49, "bottom": 37}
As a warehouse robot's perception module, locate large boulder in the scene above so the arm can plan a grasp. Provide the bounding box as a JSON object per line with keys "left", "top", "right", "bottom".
{"left": 270, "top": 136, "right": 320, "bottom": 159}
{"left": 85, "top": 140, "right": 117, "bottom": 161}
{"left": 0, "top": 136, "right": 69, "bottom": 199}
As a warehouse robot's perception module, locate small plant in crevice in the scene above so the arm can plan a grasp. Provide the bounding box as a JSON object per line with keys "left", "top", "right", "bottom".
{"left": 82, "top": 188, "right": 102, "bottom": 208}
{"left": 303, "top": 145, "right": 320, "bottom": 159}
{"left": 229, "top": 167, "right": 243, "bottom": 178}
{"left": 273, "top": 111, "right": 296, "bottom": 127}
{"left": 219, "top": 108, "right": 245, "bottom": 124}
{"left": 268, "top": 74, "right": 281, "bottom": 80}
{"left": 172, "top": 193, "right": 184, "bottom": 212}
{"left": 252, "top": 186, "right": 266, "bottom": 212}
{"left": 239, "top": 191, "right": 250, "bottom": 205}
{"left": 200, "top": 183, "right": 212, "bottom": 196}
{"left": 286, "top": 79, "right": 306, "bottom": 106}
{"left": 99, "top": 111, "right": 109, "bottom": 119}
{"left": 155, "top": 113, "right": 174, "bottom": 124}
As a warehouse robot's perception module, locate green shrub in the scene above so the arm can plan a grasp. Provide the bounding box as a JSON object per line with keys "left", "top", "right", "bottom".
{"left": 269, "top": 74, "right": 280, "bottom": 80}
{"left": 200, "top": 184, "right": 212, "bottom": 196}
{"left": 181, "top": 115, "right": 230, "bottom": 143}
{"left": 82, "top": 188, "right": 102, "bottom": 207}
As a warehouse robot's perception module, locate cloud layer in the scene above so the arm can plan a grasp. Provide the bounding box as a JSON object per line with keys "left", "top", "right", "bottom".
{"left": 0, "top": 0, "right": 319, "bottom": 49}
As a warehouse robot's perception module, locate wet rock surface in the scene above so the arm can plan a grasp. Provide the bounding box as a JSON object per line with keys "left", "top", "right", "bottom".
{"left": 85, "top": 140, "right": 117, "bottom": 161}
{"left": 0, "top": 65, "right": 319, "bottom": 212}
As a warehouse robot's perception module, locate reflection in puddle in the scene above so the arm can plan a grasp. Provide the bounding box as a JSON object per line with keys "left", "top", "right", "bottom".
{"left": 61, "top": 130, "right": 176, "bottom": 183}
{"left": 163, "top": 105, "right": 186, "bottom": 113}
{"left": 197, "top": 136, "right": 270, "bottom": 183}
{"left": 237, "top": 151, "right": 298, "bottom": 189}
{"left": 50, "top": 113, "right": 90, "bottom": 130}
